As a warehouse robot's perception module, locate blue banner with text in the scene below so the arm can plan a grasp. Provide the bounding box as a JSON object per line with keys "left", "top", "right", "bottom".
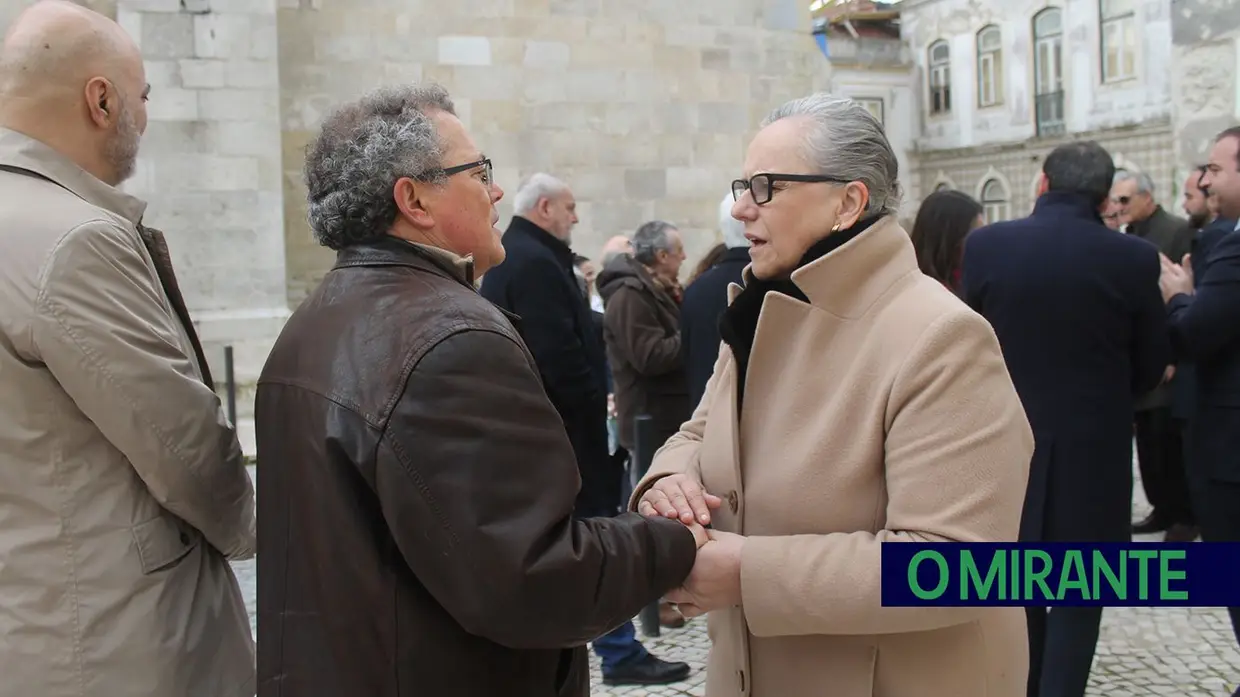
{"left": 880, "top": 542, "right": 1240, "bottom": 607}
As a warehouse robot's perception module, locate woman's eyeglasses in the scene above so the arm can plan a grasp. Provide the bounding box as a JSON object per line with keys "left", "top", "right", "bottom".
{"left": 732, "top": 172, "right": 852, "bottom": 205}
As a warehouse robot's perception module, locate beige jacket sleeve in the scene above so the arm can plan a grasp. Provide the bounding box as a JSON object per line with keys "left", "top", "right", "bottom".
{"left": 739, "top": 310, "right": 1033, "bottom": 637}
{"left": 30, "top": 220, "right": 256, "bottom": 560}
{"left": 628, "top": 345, "right": 732, "bottom": 509}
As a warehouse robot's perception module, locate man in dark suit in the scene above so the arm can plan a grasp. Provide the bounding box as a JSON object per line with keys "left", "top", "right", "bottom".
{"left": 961, "top": 141, "right": 1170, "bottom": 697}
{"left": 479, "top": 173, "right": 691, "bottom": 687}
{"left": 1160, "top": 127, "right": 1240, "bottom": 697}
{"left": 1110, "top": 170, "right": 1197, "bottom": 540}
{"left": 680, "top": 192, "right": 751, "bottom": 410}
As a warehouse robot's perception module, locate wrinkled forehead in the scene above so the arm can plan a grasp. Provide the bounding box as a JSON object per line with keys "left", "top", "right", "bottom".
{"left": 431, "top": 110, "right": 480, "bottom": 161}
{"left": 743, "top": 117, "right": 813, "bottom": 176}
{"left": 1210, "top": 136, "right": 1240, "bottom": 169}
{"left": 1110, "top": 178, "right": 1140, "bottom": 197}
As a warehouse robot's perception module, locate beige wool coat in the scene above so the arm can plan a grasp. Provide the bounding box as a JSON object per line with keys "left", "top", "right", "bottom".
{"left": 632, "top": 216, "right": 1035, "bottom": 697}
{"left": 0, "top": 128, "right": 256, "bottom": 696}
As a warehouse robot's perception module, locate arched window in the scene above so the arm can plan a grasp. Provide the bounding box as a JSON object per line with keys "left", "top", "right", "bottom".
{"left": 928, "top": 40, "right": 951, "bottom": 115}
{"left": 1033, "top": 8, "right": 1065, "bottom": 136}
{"left": 976, "top": 25, "right": 1003, "bottom": 108}
{"left": 981, "top": 178, "right": 1010, "bottom": 223}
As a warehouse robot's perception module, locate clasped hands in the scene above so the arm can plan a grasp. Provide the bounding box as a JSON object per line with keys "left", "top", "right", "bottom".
{"left": 637, "top": 474, "right": 745, "bottom": 619}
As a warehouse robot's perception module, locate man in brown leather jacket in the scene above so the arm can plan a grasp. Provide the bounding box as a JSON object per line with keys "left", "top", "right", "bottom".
{"left": 253, "top": 84, "right": 705, "bottom": 697}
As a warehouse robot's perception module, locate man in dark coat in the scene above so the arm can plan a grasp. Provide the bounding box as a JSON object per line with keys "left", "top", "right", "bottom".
{"left": 479, "top": 174, "right": 692, "bottom": 687}
{"left": 479, "top": 174, "right": 615, "bottom": 519}
{"left": 680, "top": 193, "right": 751, "bottom": 410}
{"left": 1161, "top": 127, "right": 1240, "bottom": 697}
{"left": 1110, "top": 170, "right": 1197, "bottom": 540}
{"left": 255, "top": 87, "right": 700, "bottom": 697}
{"left": 961, "top": 141, "right": 1170, "bottom": 697}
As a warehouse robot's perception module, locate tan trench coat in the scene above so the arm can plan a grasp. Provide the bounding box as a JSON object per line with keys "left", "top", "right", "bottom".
{"left": 632, "top": 216, "right": 1034, "bottom": 697}
{"left": 0, "top": 128, "right": 256, "bottom": 696}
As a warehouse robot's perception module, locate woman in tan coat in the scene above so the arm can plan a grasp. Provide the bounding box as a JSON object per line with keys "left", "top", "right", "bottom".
{"left": 630, "top": 94, "right": 1035, "bottom": 697}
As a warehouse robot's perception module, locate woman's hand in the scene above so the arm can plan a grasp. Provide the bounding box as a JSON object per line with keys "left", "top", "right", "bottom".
{"left": 637, "top": 474, "right": 723, "bottom": 525}
{"left": 665, "top": 530, "right": 746, "bottom": 617}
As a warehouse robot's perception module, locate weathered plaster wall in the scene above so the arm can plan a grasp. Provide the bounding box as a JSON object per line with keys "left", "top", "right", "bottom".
{"left": 902, "top": 0, "right": 1172, "bottom": 152}
{"left": 1169, "top": 0, "right": 1240, "bottom": 179}
{"left": 276, "top": 0, "right": 822, "bottom": 303}
{"left": 825, "top": 65, "right": 919, "bottom": 219}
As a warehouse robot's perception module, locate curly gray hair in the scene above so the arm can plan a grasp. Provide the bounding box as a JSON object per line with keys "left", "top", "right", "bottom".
{"left": 632, "top": 220, "right": 677, "bottom": 265}
{"left": 761, "top": 93, "right": 901, "bottom": 217}
{"left": 304, "top": 84, "right": 456, "bottom": 250}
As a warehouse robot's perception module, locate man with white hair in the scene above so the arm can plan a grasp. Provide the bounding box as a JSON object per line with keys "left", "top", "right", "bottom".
{"left": 1110, "top": 169, "right": 1197, "bottom": 541}
{"left": 480, "top": 173, "right": 692, "bottom": 686}
{"left": 679, "top": 192, "right": 752, "bottom": 408}
{"left": 0, "top": 2, "right": 256, "bottom": 694}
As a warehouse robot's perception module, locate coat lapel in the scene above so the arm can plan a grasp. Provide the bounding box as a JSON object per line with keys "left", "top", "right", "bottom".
{"left": 137, "top": 225, "right": 215, "bottom": 390}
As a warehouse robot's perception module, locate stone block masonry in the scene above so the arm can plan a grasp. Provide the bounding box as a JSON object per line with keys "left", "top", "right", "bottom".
{"left": 278, "top": 0, "right": 824, "bottom": 302}
{"left": 116, "top": 0, "right": 290, "bottom": 451}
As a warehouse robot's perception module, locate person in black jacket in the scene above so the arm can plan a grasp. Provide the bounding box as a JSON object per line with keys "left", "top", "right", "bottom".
{"left": 479, "top": 173, "right": 692, "bottom": 687}
{"left": 1110, "top": 170, "right": 1197, "bottom": 540}
{"left": 961, "top": 141, "right": 1170, "bottom": 697}
{"left": 680, "top": 192, "right": 751, "bottom": 410}
{"left": 1161, "top": 127, "right": 1240, "bottom": 697}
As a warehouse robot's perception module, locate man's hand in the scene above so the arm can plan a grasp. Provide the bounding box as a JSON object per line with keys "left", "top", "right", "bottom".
{"left": 665, "top": 530, "right": 745, "bottom": 618}
{"left": 637, "top": 473, "right": 723, "bottom": 525}
{"left": 1162, "top": 364, "right": 1176, "bottom": 384}
{"left": 1160, "top": 253, "right": 1194, "bottom": 303}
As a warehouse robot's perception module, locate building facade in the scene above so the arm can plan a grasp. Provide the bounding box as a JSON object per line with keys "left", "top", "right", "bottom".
{"left": 898, "top": 0, "right": 1180, "bottom": 221}
{"left": 0, "top": 0, "right": 824, "bottom": 451}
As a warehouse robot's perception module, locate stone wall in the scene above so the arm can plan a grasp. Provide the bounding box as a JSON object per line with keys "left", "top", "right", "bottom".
{"left": 113, "top": 0, "right": 288, "bottom": 447}
{"left": 1169, "top": 0, "right": 1240, "bottom": 176}
{"left": 277, "top": 0, "right": 824, "bottom": 304}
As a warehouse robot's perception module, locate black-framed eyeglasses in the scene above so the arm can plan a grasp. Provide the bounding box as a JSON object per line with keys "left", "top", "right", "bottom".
{"left": 732, "top": 173, "right": 852, "bottom": 205}
{"left": 424, "top": 157, "right": 492, "bottom": 186}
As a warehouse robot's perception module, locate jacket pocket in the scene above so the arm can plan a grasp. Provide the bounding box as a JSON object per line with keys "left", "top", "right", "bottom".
{"left": 132, "top": 515, "right": 199, "bottom": 574}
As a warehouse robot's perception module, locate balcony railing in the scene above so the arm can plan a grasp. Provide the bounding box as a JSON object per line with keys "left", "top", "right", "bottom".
{"left": 1035, "top": 91, "right": 1066, "bottom": 137}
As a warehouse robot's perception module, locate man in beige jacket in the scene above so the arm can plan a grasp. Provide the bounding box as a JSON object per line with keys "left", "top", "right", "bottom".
{"left": 0, "top": 3, "right": 256, "bottom": 696}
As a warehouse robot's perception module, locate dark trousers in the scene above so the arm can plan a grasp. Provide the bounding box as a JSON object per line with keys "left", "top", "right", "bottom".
{"left": 1026, "top": 605, "right": 1103, "bottom": 697}
{"left": 1188, "top": 475, "right": 1240, "bottom": 648}
{"left": 1134, "top": 407, "right": 1194, "bottom": 526}
{"left": 591, "top": 421, "right": 647, "bottom": 674}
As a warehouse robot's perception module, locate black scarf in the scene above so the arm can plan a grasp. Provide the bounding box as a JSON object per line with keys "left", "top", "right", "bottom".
{"left": 719, "top": 216, "right": 879, "bottom": 412}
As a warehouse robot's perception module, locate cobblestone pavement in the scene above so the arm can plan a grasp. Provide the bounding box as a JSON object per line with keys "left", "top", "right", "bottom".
{"left": 234, "top": 462, "right": 1240, "bottom": 696}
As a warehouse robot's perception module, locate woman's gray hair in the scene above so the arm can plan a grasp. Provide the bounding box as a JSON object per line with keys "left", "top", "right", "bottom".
{"left": 632, "top": 220, "right": 677, "bottom": 265}
{"left": 304, "top": 83, "right": 456, "bottom": 250}
{"left": 761, "top": 93, "right": 901, "bottom": 217}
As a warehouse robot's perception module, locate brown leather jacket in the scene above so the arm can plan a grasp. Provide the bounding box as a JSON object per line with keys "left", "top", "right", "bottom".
{"left": 597, "top": 254, "right": 691, "bottom": 451}
{"left": 254, "top": 237, "right": 696, "bottom": 697}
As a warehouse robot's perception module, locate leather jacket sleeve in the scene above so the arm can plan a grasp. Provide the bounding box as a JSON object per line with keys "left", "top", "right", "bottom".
{"left": 374, "top": 327, "right": 696, "bottom": 649}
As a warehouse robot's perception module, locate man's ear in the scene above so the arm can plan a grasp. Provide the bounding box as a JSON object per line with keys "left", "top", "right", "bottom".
{"left": 394, "top": 177, "right": 435, "bottom": 229}
{"left": 84, "top": 77, "right": 112, "bottom": 128}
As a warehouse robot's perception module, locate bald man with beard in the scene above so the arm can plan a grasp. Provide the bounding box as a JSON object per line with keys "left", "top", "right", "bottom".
{"left": 0, "top": 3, "right": 256, "bottom": 696}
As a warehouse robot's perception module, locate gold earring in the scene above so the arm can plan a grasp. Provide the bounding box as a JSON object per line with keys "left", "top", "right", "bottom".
{"left": 831, "top": 223, "right": 841, "bottom": 232}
